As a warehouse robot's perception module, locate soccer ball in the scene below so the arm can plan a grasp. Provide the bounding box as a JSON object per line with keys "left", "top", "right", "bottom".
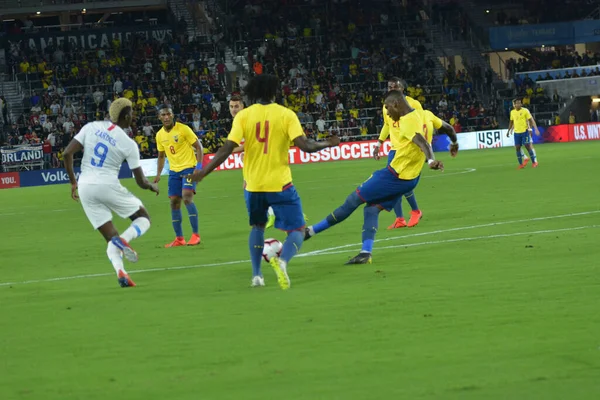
{"left": 262, "top": 238, "right": 283, "bottom": 262}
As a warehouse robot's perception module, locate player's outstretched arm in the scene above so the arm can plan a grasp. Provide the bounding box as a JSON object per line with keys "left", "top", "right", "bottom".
{"left": 63, "top": 138, "right": 83, "bottom": 201}
{"left": 155, "top": 151, "right": 166, "bottom": 183}
{"left": 293, "top": 135, "right": 340, "bottom": 153}
{"left": 132, "top": 167, "right": 160, "bottom": 195}
{"left": 438, "top": 121, "right": 459, "bottom": 157}
{"left": 189, "top": 140, "right": 237, "bottom": 182}
{"left": 412, "top": 133, "right": 443, "bottom": 171}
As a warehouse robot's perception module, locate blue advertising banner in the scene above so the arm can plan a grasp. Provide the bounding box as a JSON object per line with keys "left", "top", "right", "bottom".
{"left": 19, "top": 163, "right": 132, "bottom": 187}
{"left": 489, "top": 19, "right": 600, "bottom": 49}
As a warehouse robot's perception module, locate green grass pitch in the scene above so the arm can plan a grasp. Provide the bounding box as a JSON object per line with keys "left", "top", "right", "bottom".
{"left": 1, "top": 142, "right": 599, "bottom": 400}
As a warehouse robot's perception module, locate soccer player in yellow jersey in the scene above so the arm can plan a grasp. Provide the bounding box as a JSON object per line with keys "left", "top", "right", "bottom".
{"left": 188, "top": 75, "right": 340, "bottom": 289}
{"left": 155, "top": 105, "right": 204, "bottom": 247}
{"left": 305, "top": 90, "right": 446, "bottom": 264}
{"left": 507, "top": 98, "right": 539, "bottom": 169}
{"left": 373, "top": 77, "right": 426, "bottom": 229}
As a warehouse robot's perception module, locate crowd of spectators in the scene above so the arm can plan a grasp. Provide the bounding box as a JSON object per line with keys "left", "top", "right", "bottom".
{"left": 493, "top": 0, "right": 598, "bottom": 26}
{"left": 1, "top": 1, "right": 498, "bottom": 171}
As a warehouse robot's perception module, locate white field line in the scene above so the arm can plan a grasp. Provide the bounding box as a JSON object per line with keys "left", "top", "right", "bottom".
{"left": 299, "top": 210, "right": 600, "bottom": 256}
{"left": 0, "top": 219, "right": 596, "bottom": 287}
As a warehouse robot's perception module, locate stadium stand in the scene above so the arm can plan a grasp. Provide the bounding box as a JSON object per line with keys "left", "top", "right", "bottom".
{"left": 0, "top": 0, "right": 499, "bottom": 167}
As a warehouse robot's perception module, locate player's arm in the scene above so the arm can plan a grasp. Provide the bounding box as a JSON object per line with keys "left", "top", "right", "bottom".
{"left": 63, "top": 138, "right": 83, "bottom": 201}
{"left": 189, "top": 140, "right": 237, "bottom": 182}
{"left": 528, "top": 114, "right": 540, "bottom": 136}
{"left": 507, "top": 120, "right": 514, "bottom": 137}
{"left": 232, "top": 144, "right": 244, "bottom": 153}
{"left": 193, "top": 139, "right": 204, "bottom": 169}
{"left": 155, "top": 151, "right": 166, "bottom": 183}
{"left": 437, "top": 121, "right": 459, "bottom": 157}
{"left": 412, "top": 133, "right": 443, "bottom": 171}
{"left": 293, "top": 135, "right": 340, "bottom": 153}
{"left": 373, "top": 111, "right": 390, "bottom": 160}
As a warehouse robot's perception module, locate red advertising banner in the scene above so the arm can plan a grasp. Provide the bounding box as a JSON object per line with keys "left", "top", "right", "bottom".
{"left": 570, "top": 123, "right": 600, "bottom": 142}
{"left": 201, "top": 140, "right": 393, "bottom": 172}
{"left": 0, "top": 172, "right": 21, "bottom": 189}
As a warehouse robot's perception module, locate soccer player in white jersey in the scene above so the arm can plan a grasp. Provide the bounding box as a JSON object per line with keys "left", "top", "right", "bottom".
{"left": 63, "top": 98, "right": 159, "bottom": 288}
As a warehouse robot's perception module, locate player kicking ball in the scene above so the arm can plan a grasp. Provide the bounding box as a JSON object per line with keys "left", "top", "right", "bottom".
{"left": 304, "top": 90, "right": 446, "bottom": 264}
{"left": 188, "top": 74, "right": 340, "bottom": 289}
{"left": 155, "top": 105, "right": 204, "bottom": 247}
{"left": 63, "top": 98, "right": 159, "bottom": 287}
{"left": 507, "top": 98, "right": 539, "bottom": 169}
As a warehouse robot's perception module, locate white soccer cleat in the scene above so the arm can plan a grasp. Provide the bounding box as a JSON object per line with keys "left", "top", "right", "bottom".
{"left": 251, "top": 276, "right": 265, "bottom": 287}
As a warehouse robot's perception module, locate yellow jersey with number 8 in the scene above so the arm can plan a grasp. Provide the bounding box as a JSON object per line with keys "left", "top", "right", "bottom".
{"left": 228, "top": 103, "right": 304, "bottom": 192}
{"left": 156, "top": 122, "right": 198, "bottom": 172}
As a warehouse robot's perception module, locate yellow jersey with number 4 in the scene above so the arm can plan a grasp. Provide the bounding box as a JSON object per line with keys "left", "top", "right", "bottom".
{"left": 156, "top": 122, "right": 198, "bottom": 172}
{"left": 228, "top": 103, "right": 304, "bottom": 192}
{"left": 379, "top": 96, "right": 423, "bottom": 146}
{"left": 510, "top": 107, "right": 532, "bottom": 133}
{"left": 389, "top": 109, "right": 434, "bottom": 180}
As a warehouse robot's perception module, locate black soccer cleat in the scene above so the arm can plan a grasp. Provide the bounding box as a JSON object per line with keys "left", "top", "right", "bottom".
{"left": 345, "top": 252, "right": 373, "bottom": 265}
{"left": 304, "top": 226, "right": 313, "bottom": 241}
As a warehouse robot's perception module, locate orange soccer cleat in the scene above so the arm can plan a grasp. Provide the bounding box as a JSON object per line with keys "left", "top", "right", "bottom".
{"left": 532, "top": 162, "right": 539, "bottom": 168}
{"left": 165, "top": 237, "right": 186, "bottom": 248}
{"left": 521, "top": 158, "right": 530, "bottom": 168}
{"left": 388, "top": 217, "right": 407, "bottom": 229}
{"left": 117, "top": 270, "right": 136, "bottom": 287}
{"left": 407, "top": 210, "right": 423, "bottom": 227}
{"left": 187, "top": 233, "right": 201, "bottom": 246}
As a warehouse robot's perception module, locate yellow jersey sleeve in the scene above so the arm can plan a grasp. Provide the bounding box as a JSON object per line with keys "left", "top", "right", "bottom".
{"left": 227, "top": 111, "right": 245, "bottom": 145}
{"left": 379, "top": 105, "right": 390, "bottom": 142}
{"left": 182, "top": 124, "right": 198, "bottom": 145}
{"left": 406, "top": 96, "right": 423, "bottom": 111}
{"left": 524, "top": 108, "right": 532, "bottom": 120}
{"left": 398, "top": 110, "right": 423, "bottom": 142}
{"left": 510, "top": 110, "right": 516, "bottom": 122}
{"left": 425, "top": 110, "right": 444, "bottom": 130}
{"left": 156, "top": 129, "right": 165, "bottom": 152}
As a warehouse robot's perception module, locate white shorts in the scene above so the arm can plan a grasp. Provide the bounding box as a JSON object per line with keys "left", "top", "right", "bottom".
{"left": 79, "top": 183, "right": 144, "bottom": 229}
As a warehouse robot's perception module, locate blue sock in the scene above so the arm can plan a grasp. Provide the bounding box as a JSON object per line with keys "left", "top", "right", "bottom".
{"left": 280, "top": 230, "right": 304, "bottom": 264}
{"left": 404, "top": 191, "right": 419, "bottom": 211}
{"left": 314, "top": 191, "right": 364, "bottom": 234}
{"left": 171, "top": 209, "right": 183, "bottom": 237}
{"left": 527, "top": 147, "right": 537, "bottom": 163}
{"left": 185, "top": 202, "right": 199, "bottom": 234}
{"left": 361, "top": 205, "right": 380, "bottom": 253}
{"left": 249, "top": 226, "right": 264, "bottom": 277}
{"left": 392, "top": 198, "right": 404, "bottom": 218}
{"left": 516, "top": 149, "right": 523, "bottom": 165}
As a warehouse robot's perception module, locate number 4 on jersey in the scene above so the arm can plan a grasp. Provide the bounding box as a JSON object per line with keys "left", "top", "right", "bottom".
{"left": 255, "top": 121, "right": 270, "bottom": 153}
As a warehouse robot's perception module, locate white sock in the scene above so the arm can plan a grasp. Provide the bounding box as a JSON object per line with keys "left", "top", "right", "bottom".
{"left": 268, "top": 207, "right": 275, "bottom": 217}
{"left": 308, "top": 226, "right": 315, "bottom": 237}
{"left": 121, "top": 217, "right": 151, "bottom": 242}
{"left": 107, "top": 242, "right": 125, "bottom": 275}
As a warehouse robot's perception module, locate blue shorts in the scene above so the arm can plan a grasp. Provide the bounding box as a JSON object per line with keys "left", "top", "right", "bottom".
{"left": 387, "top": 149, "right": 396, "bottom": 165}
{"left": 356, "top": 167, "right": 420, "bottom": 211}
{"left": 168, "top": 167, "right": 197, "bottom": 197}
{"left": 514, "top": 132, "right": 531, "bottom": 146}
{"left": 244, "top": 184, "right": 306, "bottom": 231}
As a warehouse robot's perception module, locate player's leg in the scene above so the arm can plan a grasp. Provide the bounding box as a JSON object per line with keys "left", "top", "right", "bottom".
{"left": 182, "top": 168, "right": 201, "bottom": 245}
{"left": 524, "top": 139, "right": 538, "bottom": 167}
{"left": 98, "top": 221, "right": 136, "bottom": 287}
{"left": 245, "top": 190, "right": 268, "bottom": 285}
{"left": 514, "top": 134, "right": 525, "bottom": 168}
{"left": 345, "top": 171, "right": 420, "bottom": 264}
{"left": 405, "top": 191, "right": 423, "bottom": 228}
{"left": 78, "top": 183, "right": 135, "bottom": 287}
{"left": 266, "top": 206, "right": 276, "bottom": 229}
{"left": 166, "top": 171, "right": 186, "bottom": 247}
{"left": 267, "top": 186, "right": 306, "bottom": 290}
{"left": 305, "top": 190, "right": 364, "bottom": 239}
